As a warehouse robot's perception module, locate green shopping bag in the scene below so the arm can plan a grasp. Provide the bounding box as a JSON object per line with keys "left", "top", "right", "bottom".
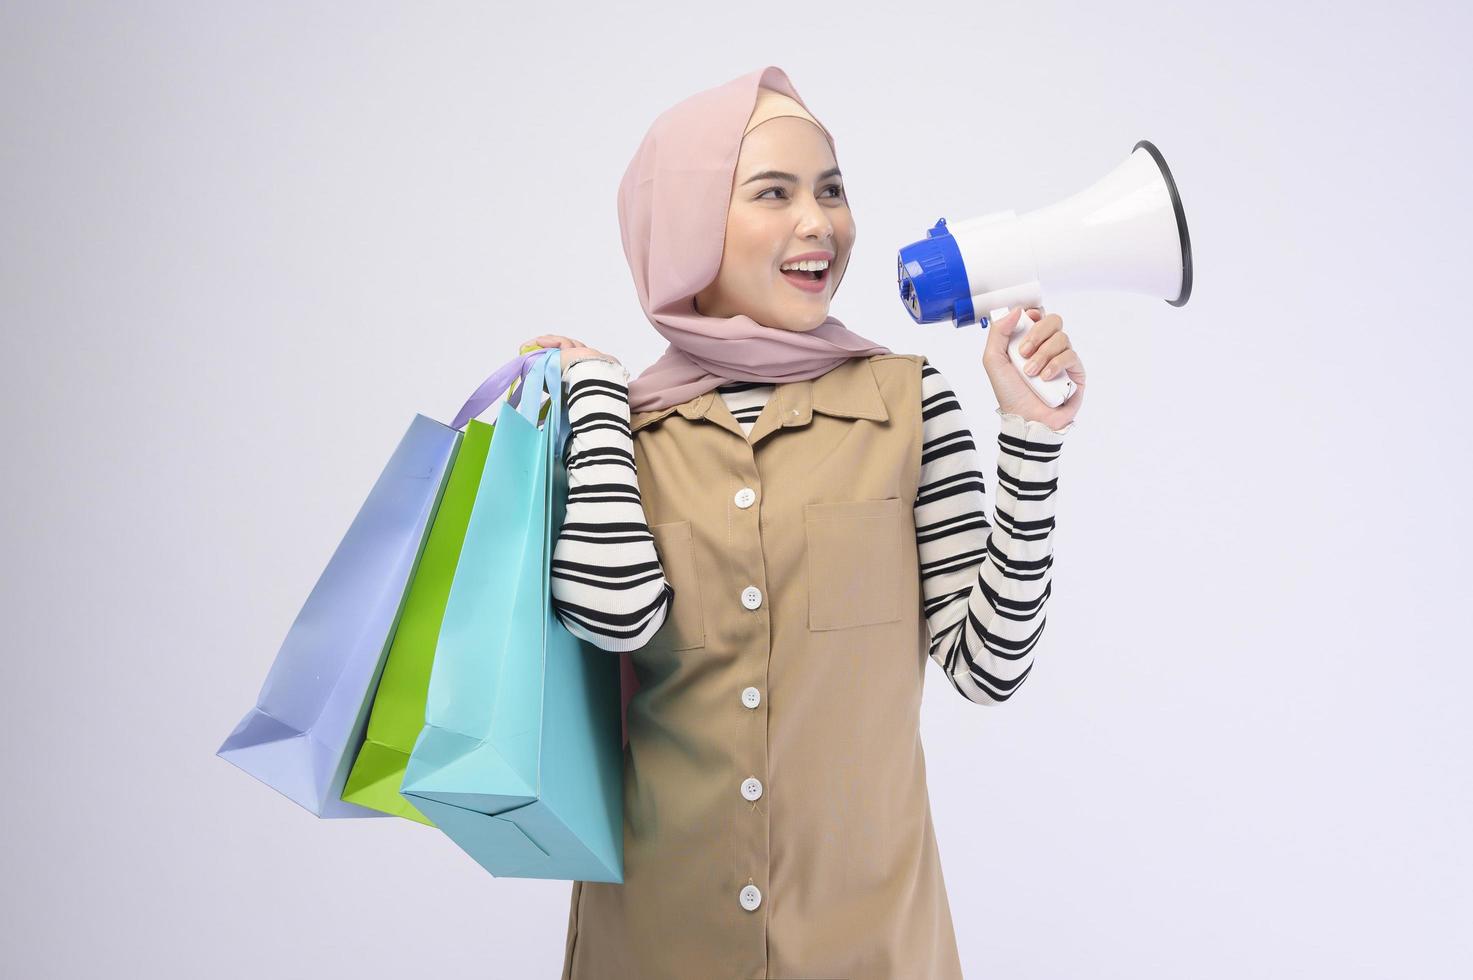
{"left": 339, "top": 417, "right": 496, "bottom": 824}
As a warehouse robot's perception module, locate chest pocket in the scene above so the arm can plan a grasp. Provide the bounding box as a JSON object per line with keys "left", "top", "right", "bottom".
{"left": 649, "top": 519, "right": 706, "bottom": 650}
{"left": 804, "top": 496, "right": 906, "bottom": 631}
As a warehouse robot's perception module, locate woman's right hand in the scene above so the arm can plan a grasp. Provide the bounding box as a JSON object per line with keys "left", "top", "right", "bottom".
{"left": 521, "top": 334, "right": 621, "bottom": 369}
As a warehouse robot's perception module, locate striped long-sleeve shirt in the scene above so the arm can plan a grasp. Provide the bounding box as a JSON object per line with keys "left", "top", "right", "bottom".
{"left": 548, "top": 354, "right": 1074, "bottom": 704}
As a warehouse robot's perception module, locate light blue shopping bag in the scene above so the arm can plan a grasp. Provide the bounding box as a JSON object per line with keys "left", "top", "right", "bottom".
{"left": 216, "top": 415, "right": 460, "bottom": 817}
{"left": 217, "top": 353, "right": 549, "bottom": 818}
{"left": 402, "top": 349, "right": 625, "bottom": 882}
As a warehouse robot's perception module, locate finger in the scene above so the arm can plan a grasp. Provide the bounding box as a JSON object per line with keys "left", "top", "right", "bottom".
{"left": 1023, "top": 333, "right": 1069, "bottom": 374}
{"left": 984, "top": 310, "right": 1023, "bottom": 359}
{"left": 986, "top": 307, "right": 1024, "bottom": 347}
{"left": 1041, "top": 350, "right": 1082, "bottom": 381}
{"left": 1064, "top": 353, "right": 1086, "bottom": 383}
{"left": 1018, "top": 318, "right": 1063, "bottom": 358}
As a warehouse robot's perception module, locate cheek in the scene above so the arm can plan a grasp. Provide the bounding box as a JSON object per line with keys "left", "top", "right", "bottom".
{"left": 835, "top": 213, "right": 857, "bottom": 248}
{"left": 724, "top": 214, "right": 784, "bottom": 276}
{"left": 727, "top": 253, "right": 781, "bottom": 300}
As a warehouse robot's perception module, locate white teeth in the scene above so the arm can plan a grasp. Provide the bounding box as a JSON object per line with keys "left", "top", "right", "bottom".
{"left": 780, "top": 259, "right": 830, "bottom": 272}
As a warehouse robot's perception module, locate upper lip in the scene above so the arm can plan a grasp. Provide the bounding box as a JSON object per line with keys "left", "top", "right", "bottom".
{"left": 779, "top": 250, "right": 835, "bottom": 265}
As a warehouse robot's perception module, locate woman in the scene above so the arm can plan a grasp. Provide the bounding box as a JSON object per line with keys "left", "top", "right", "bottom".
{"left": 529, "top": 66, "right": 1084, "bottom": 980}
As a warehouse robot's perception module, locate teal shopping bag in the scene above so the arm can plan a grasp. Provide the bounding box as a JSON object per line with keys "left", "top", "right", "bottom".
{"left": 401, "top": 349, "right": 624, "bottom": 883}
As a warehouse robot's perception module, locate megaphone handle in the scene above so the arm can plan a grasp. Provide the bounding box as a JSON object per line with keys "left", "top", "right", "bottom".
{"left": 991, "top": 305, "right": 1078, "bottom": 410}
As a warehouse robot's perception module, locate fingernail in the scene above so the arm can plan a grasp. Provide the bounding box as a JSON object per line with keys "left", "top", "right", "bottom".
{"left": 1025, "top": 361, "right": 1038, "bottom": 375}
{"left": 1020, "top": 342, "right": 1032, "bottom": 356}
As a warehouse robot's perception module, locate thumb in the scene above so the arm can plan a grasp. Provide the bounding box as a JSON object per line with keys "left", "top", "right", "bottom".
{"left": 984, "top": 307, "right": 1024, "bottom": 357}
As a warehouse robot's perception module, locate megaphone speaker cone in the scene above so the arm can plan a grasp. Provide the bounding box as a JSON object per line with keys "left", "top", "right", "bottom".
{"left": 1133, "top": 139, "right": 1193, "bottom": 307}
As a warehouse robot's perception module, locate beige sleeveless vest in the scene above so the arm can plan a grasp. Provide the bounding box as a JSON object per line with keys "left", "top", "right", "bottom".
{"left": 561, "top": 352, "right": 965, "bottom": 979}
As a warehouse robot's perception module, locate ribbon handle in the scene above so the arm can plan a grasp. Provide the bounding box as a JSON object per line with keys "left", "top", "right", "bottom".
{"left": 449, "top": 349, "right": 551, "bottom": 431}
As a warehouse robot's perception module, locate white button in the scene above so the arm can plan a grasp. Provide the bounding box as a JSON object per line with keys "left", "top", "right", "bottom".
{"left": 741, "top": 586, "right": 762, "bottom": 610}
{"left": 741, "top": 777, "right": 763, "bottom": 801}
{"left": 734, "top": 487, "right": 756, "bottom": 509}
{"left": 739, "top": 884, "right": 762, "bottom": 911}
{"left": 741, "top": 686, "right": 761, "bottom": 709}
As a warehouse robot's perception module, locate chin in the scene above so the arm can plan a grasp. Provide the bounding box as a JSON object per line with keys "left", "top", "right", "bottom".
{"left": 768, "top": 307, "right": 829, "bottom": 333}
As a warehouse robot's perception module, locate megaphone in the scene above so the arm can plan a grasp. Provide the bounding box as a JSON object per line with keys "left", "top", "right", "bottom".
{"left": 896, "top": 139, "right": 1193, "bottom": 408}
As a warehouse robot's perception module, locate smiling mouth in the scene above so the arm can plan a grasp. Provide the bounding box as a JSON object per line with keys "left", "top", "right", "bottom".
{"left": 778, "top": 264, "right": 830, "bottom": 287}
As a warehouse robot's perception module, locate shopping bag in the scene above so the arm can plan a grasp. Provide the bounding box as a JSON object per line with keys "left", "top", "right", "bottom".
{"left": 514, "top": 346, "right": 642, "bottom": 754}
{"left": 216, "top": 414, "right": 461, "bottom": 818}
{"left": 402, "top": 349, "right": 625, "bottom": 882}
{"left": 337, "top": 351, "right": 550, "bottom": 824}
{"left": 339, "top": 419, "right": 494, "bottom": 825}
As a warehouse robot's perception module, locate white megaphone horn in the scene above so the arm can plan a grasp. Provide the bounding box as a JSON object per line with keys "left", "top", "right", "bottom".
{"left": 896, "top": 139, "right": 1193, "bottom": 408}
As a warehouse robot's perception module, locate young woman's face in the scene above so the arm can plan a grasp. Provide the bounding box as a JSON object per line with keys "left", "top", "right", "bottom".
{"left": 694, "top": 116, "right": 854, "bottom": 332}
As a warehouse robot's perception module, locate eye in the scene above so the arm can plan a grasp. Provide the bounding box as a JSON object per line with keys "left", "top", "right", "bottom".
{"left": 757, "top": 184, "right": 846, "bottom": 200}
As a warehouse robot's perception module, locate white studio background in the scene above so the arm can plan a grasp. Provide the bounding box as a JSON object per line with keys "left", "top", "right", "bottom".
{"left": 1, "top": 2, "right": 1468, "bottom": 978}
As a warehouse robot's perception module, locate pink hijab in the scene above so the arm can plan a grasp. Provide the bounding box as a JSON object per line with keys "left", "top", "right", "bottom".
{"left": 618, "top": 65, "right": 893, "bottom": 413}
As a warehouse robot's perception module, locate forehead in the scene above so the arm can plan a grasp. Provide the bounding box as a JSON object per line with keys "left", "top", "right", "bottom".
{"left": 737, "top": 116, "right": 837, "bottom": 174}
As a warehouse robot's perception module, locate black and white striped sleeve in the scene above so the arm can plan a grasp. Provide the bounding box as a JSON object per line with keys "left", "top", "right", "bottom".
{"left": 914, "top": 356, "right": 1074, "bottom": 704}
{"left": 549, "top": 356, "right": 673, "bottom": 652}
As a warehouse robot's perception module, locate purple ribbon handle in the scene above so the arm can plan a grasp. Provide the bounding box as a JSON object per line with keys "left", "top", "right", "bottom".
{"left": 449, "top": 349, "right": 552, "bottom": 431}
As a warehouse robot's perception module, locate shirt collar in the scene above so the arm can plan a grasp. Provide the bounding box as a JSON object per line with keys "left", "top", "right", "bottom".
{"left": 631, "top": 356, "right": 889, "bottom": 434}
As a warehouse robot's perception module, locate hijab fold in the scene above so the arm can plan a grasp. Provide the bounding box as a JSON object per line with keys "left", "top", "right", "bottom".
{"left": 618, "top": 66, "right": 892, "bottom": 413}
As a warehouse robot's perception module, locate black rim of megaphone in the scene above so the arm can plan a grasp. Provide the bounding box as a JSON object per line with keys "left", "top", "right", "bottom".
{"left": 1133, "top": 139, "right": 1192, "bottom": 307}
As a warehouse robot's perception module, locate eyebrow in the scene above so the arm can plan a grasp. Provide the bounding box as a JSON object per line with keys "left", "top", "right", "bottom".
{"left": 741, "top": 166, "right": 843, "bottom": 185}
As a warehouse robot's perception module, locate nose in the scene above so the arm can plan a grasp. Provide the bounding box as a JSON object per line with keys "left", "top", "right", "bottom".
{"left": 795, "top": 194, "right": 834, "bottom": 244}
